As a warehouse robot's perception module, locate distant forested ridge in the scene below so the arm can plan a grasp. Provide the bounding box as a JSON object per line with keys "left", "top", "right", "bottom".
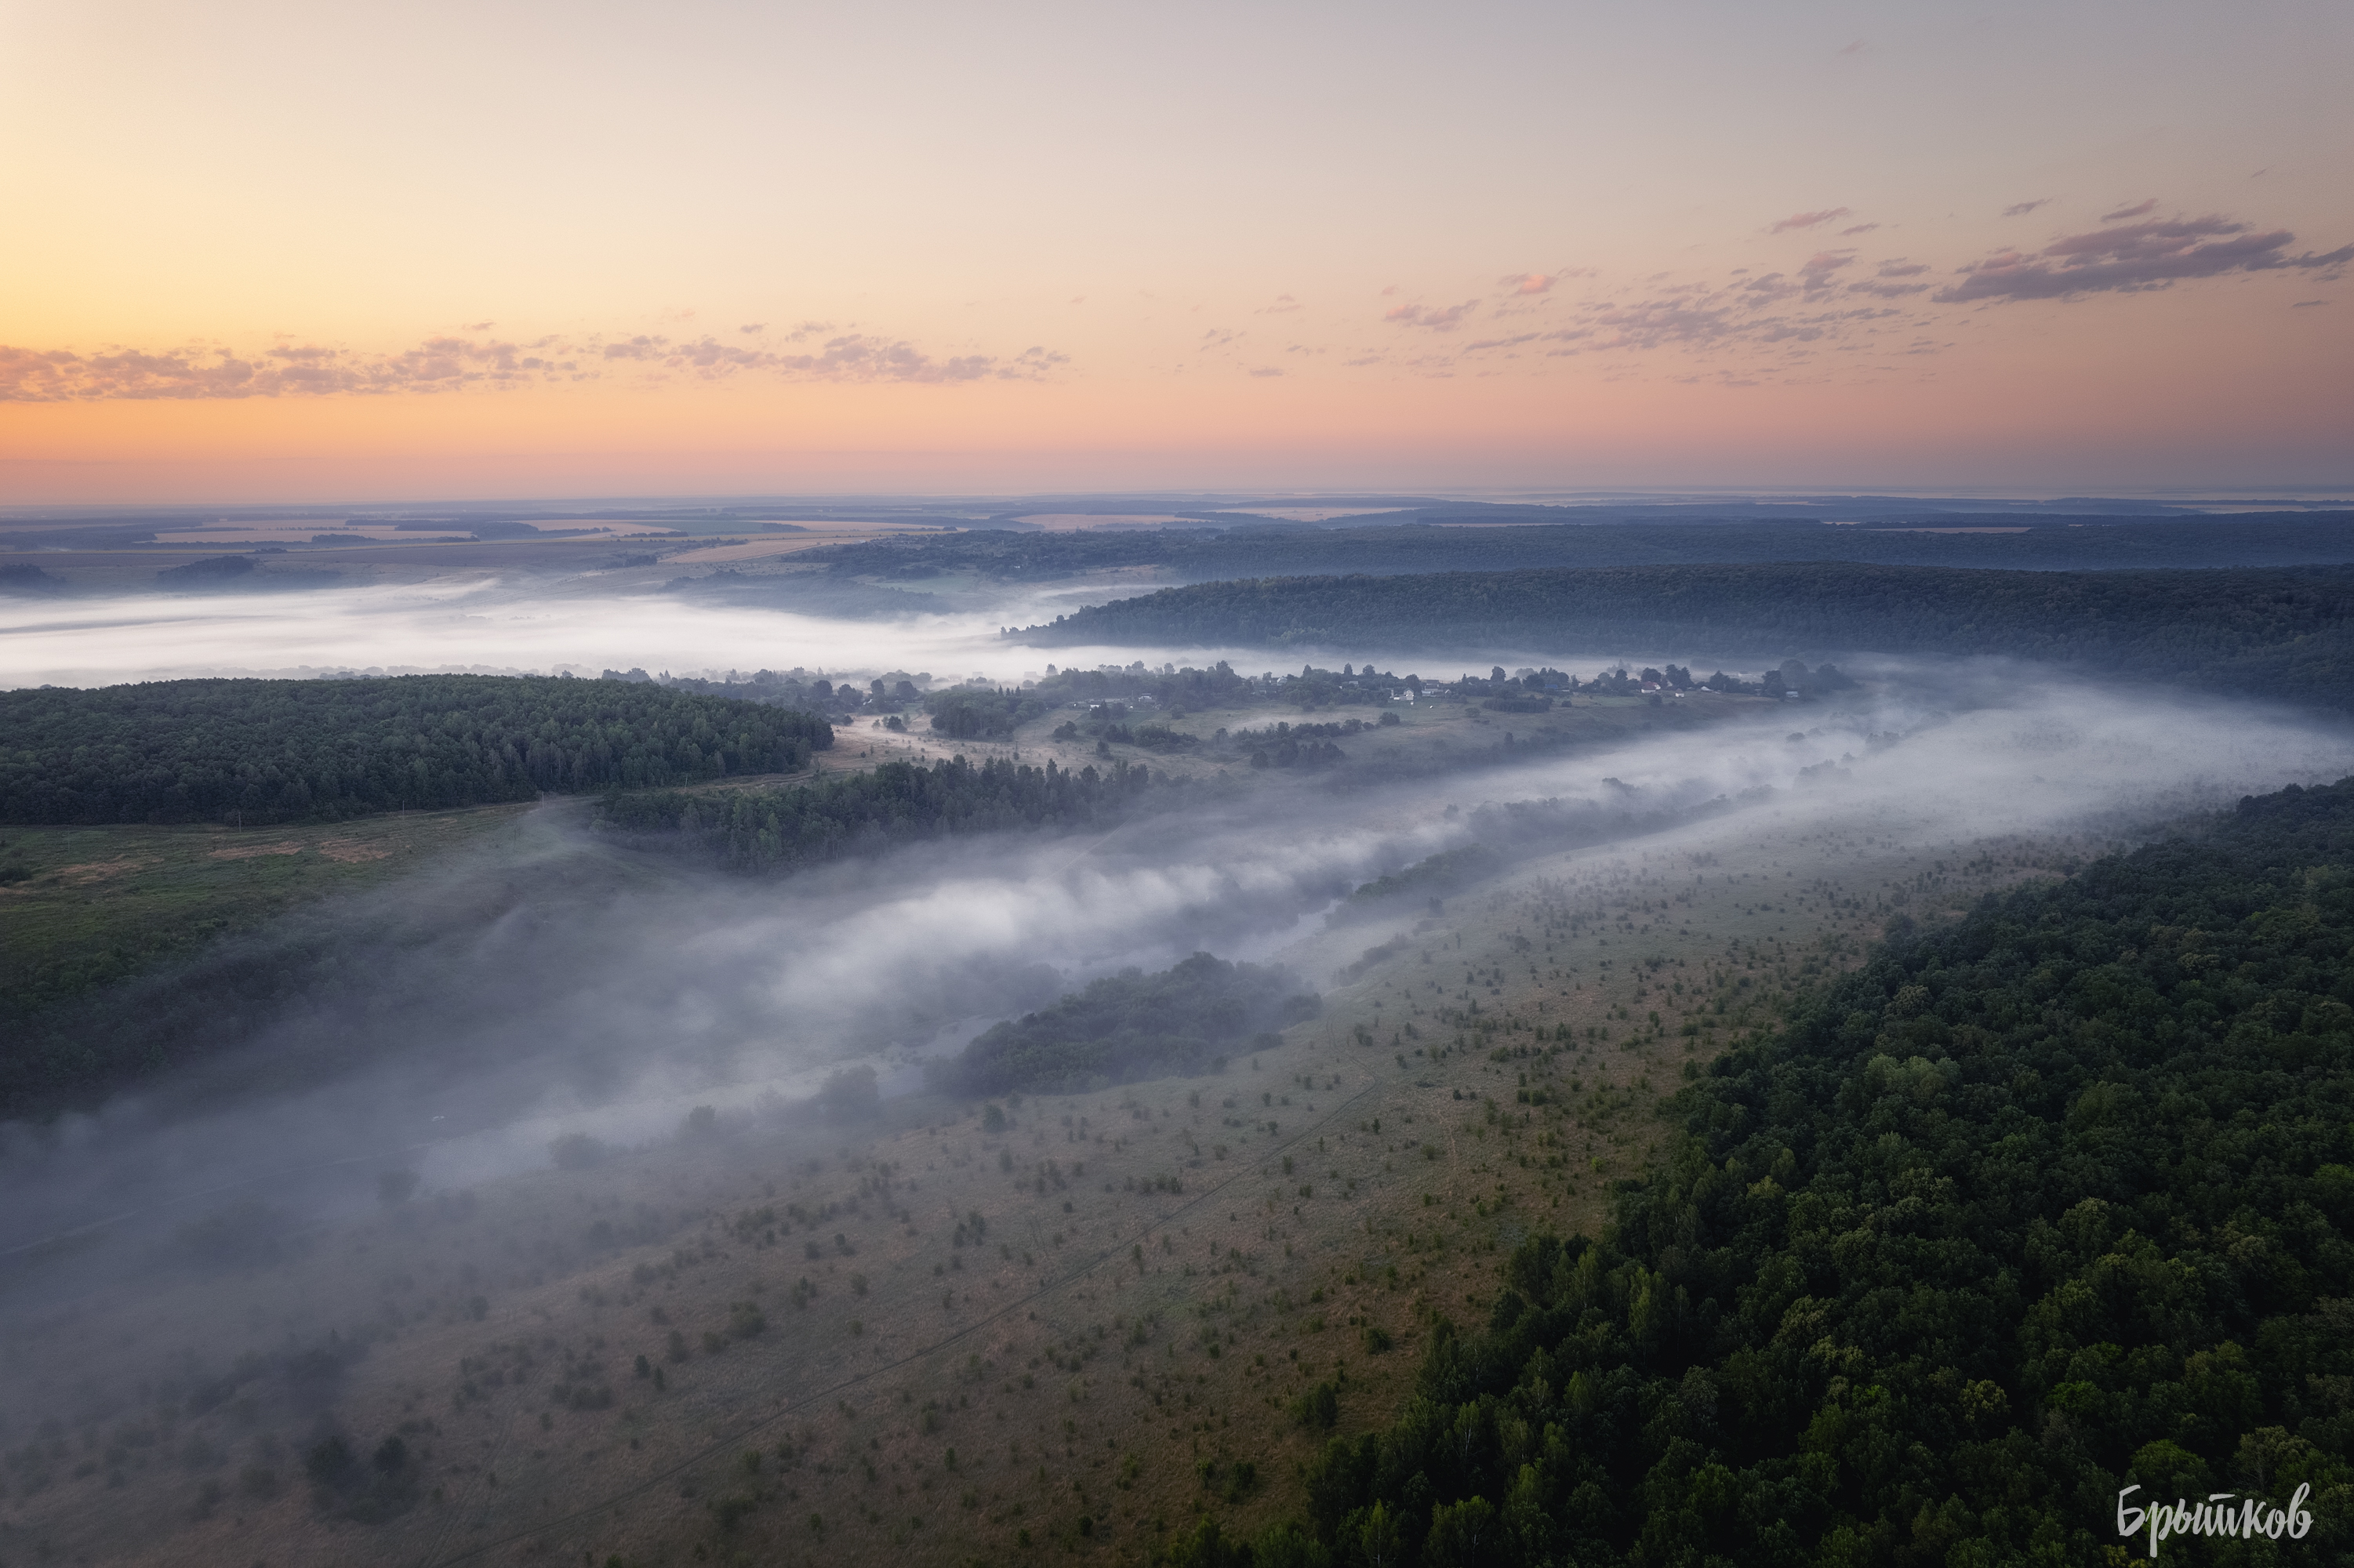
{"left": 598, "top": 754, "right": 1164, "bottom": 873}
{"left": 0, "top": 677, "right": 831, "bottom": 826}
{"left": 807, "top": 514, "right": 2354, "bottom": 583}
{"left": 1294, "top": 776, "right": 2354, "bottom": 1566}
{"left": 1024, "top": 562, "right": 2354, "bottom": 707}
{"left": 935, "top": 951, "right": 1320, "bottom": 1095}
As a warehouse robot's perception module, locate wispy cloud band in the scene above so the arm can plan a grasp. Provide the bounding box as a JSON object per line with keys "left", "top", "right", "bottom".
{"left": 1935, "top": 214, "right": 2351, "bottom": 303}
{"left": 0, "top": 325, "right": 1067, "bottom": 402}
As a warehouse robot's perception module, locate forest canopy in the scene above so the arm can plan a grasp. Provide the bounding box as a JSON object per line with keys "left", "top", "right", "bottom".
{"left": 935, "top": 951, "right": 1320, "bottom": 1096}
{"left": 0, "top": 676, "right": 831, "bottom": 826}
{"left": 1023, "top": 562, "right": 2354, "bottom": 710}
{"left": 598, "top": 754, "right": 1164, "bottom": 874}
{"left": 1291, "top": 776, "right": 2354, "bottom": 1567}
{"left": 806, "top": 514, "right": 2354, "bottom": 584}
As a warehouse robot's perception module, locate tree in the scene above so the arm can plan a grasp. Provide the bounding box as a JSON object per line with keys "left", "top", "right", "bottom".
{"left": 1359, "top": 1501, "right": 1404, "bottom": 1568}
{"left": 1422, "top": 1495, "right": 1497, "bottom": 1568}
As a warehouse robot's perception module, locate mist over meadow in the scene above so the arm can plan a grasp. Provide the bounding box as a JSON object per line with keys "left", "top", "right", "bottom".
{"left": 6, "top": 575, "right": 2351, "bottom": 1296}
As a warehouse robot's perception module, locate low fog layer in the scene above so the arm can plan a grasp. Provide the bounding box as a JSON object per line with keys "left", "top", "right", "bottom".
{"left": 0, "top": 575, "right": 1880, "bottom": 694}
{"left": 0, "top": 580, "right": 1055, "bottom": 690}
{"left": 6, "top": 659, "right": 2349, "bottom": 1319}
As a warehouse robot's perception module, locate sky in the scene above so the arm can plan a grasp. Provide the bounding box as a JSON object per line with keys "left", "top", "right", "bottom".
{"left": 2, "top": 0, "right": 2349, "bottom": 503}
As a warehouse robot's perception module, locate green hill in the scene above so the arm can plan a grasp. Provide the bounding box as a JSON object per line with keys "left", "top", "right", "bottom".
{"left": 1023, "top": 561, "right": 2354, "bottom": 710}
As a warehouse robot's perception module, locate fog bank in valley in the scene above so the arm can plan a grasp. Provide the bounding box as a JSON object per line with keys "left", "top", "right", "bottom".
{"left": 5, "top": 646, "right": 2348, "bottom": 1305}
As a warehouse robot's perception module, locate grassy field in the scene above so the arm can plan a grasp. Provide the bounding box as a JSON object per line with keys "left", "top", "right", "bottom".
{"left": 0, "top": 805, "right": 533, "bottom": 1021}
{"left": 0, "top": 793, "right": 2115, "bottom": 1568}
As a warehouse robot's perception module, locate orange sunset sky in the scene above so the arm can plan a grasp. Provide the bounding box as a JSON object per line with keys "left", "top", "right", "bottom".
{"left": 2, "top": 0, "right": 2349, "bottom": 502}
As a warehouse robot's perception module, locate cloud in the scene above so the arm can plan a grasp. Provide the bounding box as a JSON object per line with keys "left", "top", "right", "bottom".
{"left": 2101, "top": 199, "right": 2157, "bottom": 221}
{"left": 1844, "top": 256, "right": 1930, "bottom": 298}
{"left": 1383, "top": 301, "right": 1477, "bottom": 331}
{"left": 1248, "top": 367, "right": 1284, "bottom": 377}
{"left": 739, "top": 323, "right": 765, "bottom": 335}
{"left": 463, "top": 320, "right": 496, "bottom": 331}
{"left": 1836, "top": 39, "right": 1867, "bottom": 55}
{"left": 0, "top": 323, "right": 1072, "bottom": 401}
{"left": 2292, "top": 299, "right": 2330, "bottom": 308}
{"left": 2002, "top": 199, "right": 2051, "bottom": 217}
{"left": 1840, "top": 223, "right": 1880, "bottom": 236}
{"left": 1256, "top": 294, "right": 1304, "bottom": 314}
{"left": 1934, "top": 212, "right": 2354, "bottom": 303}
{"left": 1500, "top": 273, "right": 1556, "bottom": 295}
{"left": 1771, "top": 207, "right": 1851, "bottom": 234}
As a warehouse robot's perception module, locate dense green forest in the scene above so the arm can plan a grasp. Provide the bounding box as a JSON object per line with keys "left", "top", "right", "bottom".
{"left": 1271, "top": 776, "right": 2354, "bottom": 1567}
{"left": 0, "top": 677, "right": 832, "bottom": 826}
{"left": 597, "top": 754, "right": 1166, "bottom": 873}
{"left": 1025, "top": 563, "right": 2354, "bottom": 710}
{"left": 607, "top": 666, "right": 868, "bottom": 718}
{"left": 926, "top": 685, "right": 1052, "bottom": 739}
{"left": 935, "top": 951, "right": 1320, "bottom": 1095}
{"left": 805, "top": 514, "right": 2354, "bottom": 584}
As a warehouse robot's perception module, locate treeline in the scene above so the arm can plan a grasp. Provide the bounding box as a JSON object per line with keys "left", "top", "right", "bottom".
{"left": 609, "top": 666, "right": 870, "bottom": 719}
{"left": 1290, "top": 775, "right": 2354, "bottom": 1566}
{"left": 597, "top": 754, "right": 1164, "bottom": 873}
{"left": 1348, "top": 844, "right": 1501, "bottom": 904}
{"left": 0, "top": 677, "right": 832, "bottom": 826}
{"left": 808, "top": 514, "right": 2354, "bottom": 583}
{"left": 934, "top": 951, "right": 1320, "bottom": 1095}
{"left": 1036, "top": 660, "right": 1415, "bottom": 715}
{"left": 926, "top": 686, "right": 1051, "bottom": 739}
{"left": 1024, "top": 563, "right": 2354, "bottom": 710}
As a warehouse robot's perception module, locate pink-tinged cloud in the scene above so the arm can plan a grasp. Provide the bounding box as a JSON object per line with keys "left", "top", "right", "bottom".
{"left": 1771, "top": 207, "right": 1850, "bottom": 234}
{"left": 1840, "top": 223, "right": 1880, "bottom": 236}
{"left": 1256, "top": 294, "right": 1304, "bottom": 314}
{"left": 1800, "top": 252, "right": 1854, "bottom": 276}
{"left": 2002, "top": 199, "right": 2050, "bottom": 217}
{"left": 1248, "top": 367, "right": 1284, "bottom": 377}
{"left": 2101, "top": 198, "right": 2157, "bottom": 221}
{"left": 1384, "top": 301, "right": 1477, "bottom": 331}
{"left": 1501, "top": 272, "right": 1556, "bottom": 295}
{"left": 1545, "top": 291, "right": 1905, "bottom": 354}
{"left": 0, "top": 325, "right": 1070, "bottom": 401}
{"left": 1934, "top": 212, "right": 2353, "bottom": 303}
{"left": 1876, "top": 260, "right": 1930, "bottom": 278}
